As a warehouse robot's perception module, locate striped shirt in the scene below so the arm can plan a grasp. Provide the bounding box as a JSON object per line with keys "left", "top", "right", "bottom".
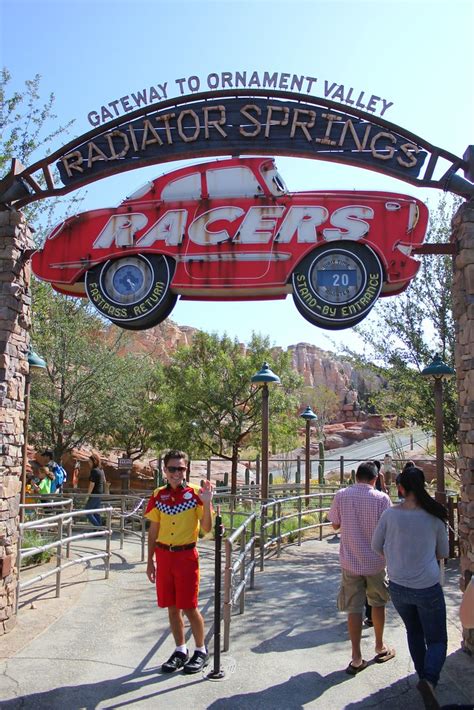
{"left": 329, "top": 483, "right": 391, "bottom": 575}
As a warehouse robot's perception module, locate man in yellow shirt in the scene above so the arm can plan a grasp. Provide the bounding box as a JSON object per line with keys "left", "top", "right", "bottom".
{"left": 145, "top": 449, "right": 213, "bottom": 674}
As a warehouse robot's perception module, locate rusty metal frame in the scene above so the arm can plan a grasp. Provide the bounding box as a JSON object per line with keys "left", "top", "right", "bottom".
{"left": 0, "top": 88, "right": 473, "bottom": 210}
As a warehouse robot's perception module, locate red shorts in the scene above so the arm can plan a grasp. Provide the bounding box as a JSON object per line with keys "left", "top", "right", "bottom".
{"left": 155, "top": 547, "right": 200, "bottom": 609}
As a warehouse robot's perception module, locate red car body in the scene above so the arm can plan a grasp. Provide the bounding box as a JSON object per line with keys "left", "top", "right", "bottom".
{"left": 32, "top": 156, "right": 429, "bottom": 330}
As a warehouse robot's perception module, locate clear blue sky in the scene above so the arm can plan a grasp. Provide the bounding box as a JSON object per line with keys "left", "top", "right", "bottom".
{"left": 2, "top": 0, "right": 473, "bottom": 353}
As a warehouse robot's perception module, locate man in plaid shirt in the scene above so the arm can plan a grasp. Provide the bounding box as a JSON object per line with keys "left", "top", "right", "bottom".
{"left": 329, "top": 461, "right": 395, "bottom": 675}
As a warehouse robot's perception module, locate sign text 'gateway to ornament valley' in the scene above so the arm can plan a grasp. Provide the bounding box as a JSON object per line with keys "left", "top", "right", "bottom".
{"left": 86, "top": 71, "right": 395, "bottom": 127}
{"left": 60, "top": 96, "right": 424, "bottom": 187}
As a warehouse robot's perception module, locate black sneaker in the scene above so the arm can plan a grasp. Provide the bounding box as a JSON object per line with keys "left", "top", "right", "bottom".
{"left": 363, "top": 617, "right": 374, "bottom": 627}
{"left": 161, "top": 650, "right": 189, "bottom": 673}
{"left": 183, "top": 649, "right": 209, "bottom": 674}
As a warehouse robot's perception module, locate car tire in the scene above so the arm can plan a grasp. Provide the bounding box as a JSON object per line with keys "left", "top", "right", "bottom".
{"left": 291, "top": 241, "right": 384, "bottom": 330}
{"left": 85, "top": 254, "right": 177, "bottom": 330}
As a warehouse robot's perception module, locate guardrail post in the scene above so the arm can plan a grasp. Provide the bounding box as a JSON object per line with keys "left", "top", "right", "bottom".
{"left": 66, "top": 499, "right": 73, "bottom": 558}
{"left": 339, "top": 456, "right": 344, "bottom": 484}
{"left": 297, "top": 497, "right": 302, "bottom": 546}
{"left": 55, "top": 517, "right": 63, "bottom": 598}
{"left": 120, "top": 497, "right": 125, "bottom": 549}
{"left": 206, "top": 459, "right": 211, "bottom": 482}
{"left": 15, "top": 525, "right": 22, "bottom": 613}
{"left": 105, "top": 509, "right": 112, "bottom": 579}
{"left": 319, "top": 495, "right": 323, "bottom": 541}
{"left": 250, "top": 515, "right": 256, "bottom": 589}
{"left": 239, "top": 527, "right": 246, "bottom": 614}
{"left": 208, "top": 506, "right": 225, "bottom": 679}
{"left": 255, "top": 455, "right": 260, "bottom": 486}
{"left": 259, "top": 504, "right": 266, "bottom": 572}
{"left": 223, "top": 536, "right": 232, "bottom": 652}
{"left": 296, "top": 456, "right": 301, "bottom": 484}
{"left": 276, "top": 501, "right": 282, "bottom": 557}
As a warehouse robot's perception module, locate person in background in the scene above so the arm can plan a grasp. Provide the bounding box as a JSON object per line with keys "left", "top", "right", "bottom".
{"left": 381, "top": 454, "right": 396, "bottom": 487}
{"left": 328, "top": 461, "right": 394, "bottom": 675}
{"left": 85, "top": 453, "right": 106, "bottom": 526}
{"left": 72, "top": 460, "right": 81, "bottom": 489}
{"left": 372, "top": 466, "right": 448, "bottom": 710}
{"left": 364, "top": 460, "right": 388, "bottom": 626}
{"left": 30, "top": 466, "right": 54, "bottom": 498}
{"left": 396, "top": 460, "right": 416, "bottom": 501}
{"left": 373, "top": 460, "right": 388, "bottom": 494}
{"left": 42, "top": 449, "right": 66, "bottom": 494}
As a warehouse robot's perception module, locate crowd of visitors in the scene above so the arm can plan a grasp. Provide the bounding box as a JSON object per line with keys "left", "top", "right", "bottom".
{"left": 21, "top": 444, "right": 473, "bottom": 706}
{"left": 328, "top": 459, "right": 472, "bottom": 710}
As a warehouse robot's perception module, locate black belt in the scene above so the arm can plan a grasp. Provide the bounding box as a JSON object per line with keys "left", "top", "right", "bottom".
{"left": 156, "top": 542, "right": 196, "bottom": 552}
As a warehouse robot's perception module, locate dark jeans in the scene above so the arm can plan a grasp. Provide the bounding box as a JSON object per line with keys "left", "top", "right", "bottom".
{"left": 85, "top": 497, "right": 103, "bottom": 526}
{"left": 389, "top": 580, "right": 447, "bottom": 686}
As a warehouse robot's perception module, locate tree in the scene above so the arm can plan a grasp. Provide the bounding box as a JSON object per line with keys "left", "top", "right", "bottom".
{"left": 105, "top": 355, "right": 164, "bottom": 461}
{"left": 29, "top": 281, "right": 158, "bottom": 459}
{"left": 0, "top": 69, "right": 81, "bottom": 239}
{"left": 154, "top": 332, "right": 303, "bottom": 492}
{"left": 302, "top": 384, "right": 339, "bottom": 439}
{"left": 349, "top": 195, "right": 459, "bottom": 448}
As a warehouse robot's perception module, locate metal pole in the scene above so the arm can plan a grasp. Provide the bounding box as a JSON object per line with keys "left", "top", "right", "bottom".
{"left": 20, "top": 374, "right": 31, "bottom": 524}
{"left": 305, "top": 419, "right": 310, "bottom": 500}
{"left": 105, "top": 509, "right": 112, "bottom": 579}
{"left": 55, "top": 517, "right": 63, "bottom": 598}
{"left": 261, "top": 383, "right": 269, "bottom": 502}
{"left": 208, "top": 506, "right": 225, "bottom": 679}
{"left": 433, "top": 377, "right": 446, "bottom": 504}
{"left": 339, "top": 455, "right": 344, "bottom": 485}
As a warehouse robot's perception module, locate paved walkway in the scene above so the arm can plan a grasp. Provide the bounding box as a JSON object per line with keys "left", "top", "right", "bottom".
{"left": 0, "top": 534, "right": 472, "bottom": 709}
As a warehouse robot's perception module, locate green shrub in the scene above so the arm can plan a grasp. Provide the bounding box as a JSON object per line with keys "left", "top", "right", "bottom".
{"left": 21, "top": 530, "right": 53, "bottom": 567}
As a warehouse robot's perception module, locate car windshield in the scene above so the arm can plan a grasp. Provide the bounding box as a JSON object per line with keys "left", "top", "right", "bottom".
{"left": 261, "top": 164, "right": 288, "bottom": 196}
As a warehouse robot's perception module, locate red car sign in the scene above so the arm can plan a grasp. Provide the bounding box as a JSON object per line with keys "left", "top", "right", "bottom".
{"left": 32, "top": 156, "right": 429, "bottom": 330}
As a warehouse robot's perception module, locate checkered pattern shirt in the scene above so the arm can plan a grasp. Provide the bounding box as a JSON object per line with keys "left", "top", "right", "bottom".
{"left": 145, "top": 483, "right": 203, "bottom": 546}
{"left": 329, "top": 483, "right": 391, "bottom": 575}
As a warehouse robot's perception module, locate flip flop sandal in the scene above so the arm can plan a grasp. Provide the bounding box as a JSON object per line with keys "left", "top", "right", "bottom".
{"left": 345, "top": 659, "right": 368, "bottom": 675}
{"left": 374, "top": 648, "right": 396, "bottom": 663}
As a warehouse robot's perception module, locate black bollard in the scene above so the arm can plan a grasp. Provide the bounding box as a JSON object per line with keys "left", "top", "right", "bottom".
{"left": 207, "top": 506, "right": 225, "bottom": 679}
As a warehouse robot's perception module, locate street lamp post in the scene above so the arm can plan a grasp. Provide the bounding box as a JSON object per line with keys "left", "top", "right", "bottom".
{"left": 421, "top": 354, "right": 454, "bottom": 504}
{"left": 300, "top": 406, "right": 317, "bottom": 499}
{"left": 20, "top": 347, "right": 47, "bottom": 522}
{"left": 251, "top": 363, "right": 280, "bottom": 501}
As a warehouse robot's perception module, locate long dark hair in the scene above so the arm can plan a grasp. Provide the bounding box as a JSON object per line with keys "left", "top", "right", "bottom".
{"left": 399, "top": 467, "right": 447, "bottom": 522}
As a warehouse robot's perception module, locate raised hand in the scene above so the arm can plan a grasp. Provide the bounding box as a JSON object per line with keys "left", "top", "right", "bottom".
{"left": 199, "top": 479, "right": 214, "bottom": 504}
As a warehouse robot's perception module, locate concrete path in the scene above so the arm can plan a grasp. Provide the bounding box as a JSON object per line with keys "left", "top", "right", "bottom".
{"left": 0, "top": 534, "right": 472, "bottom": 709}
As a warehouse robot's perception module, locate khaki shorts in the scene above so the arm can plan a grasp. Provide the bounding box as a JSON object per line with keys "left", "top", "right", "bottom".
{"left": 337, "top": 569, "right": 390, "bottom": 614}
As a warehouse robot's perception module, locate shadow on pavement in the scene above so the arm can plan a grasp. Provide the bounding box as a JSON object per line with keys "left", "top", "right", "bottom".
{"left": 207, "top": 670, "right": 353, "bottom": 709}
{"left": 0, "top": 668, "right": 208, "bottom": 710}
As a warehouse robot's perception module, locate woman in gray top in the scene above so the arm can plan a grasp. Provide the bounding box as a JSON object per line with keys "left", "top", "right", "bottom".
{"left": 372, "top": 467, "right": 448, "bottom": 710}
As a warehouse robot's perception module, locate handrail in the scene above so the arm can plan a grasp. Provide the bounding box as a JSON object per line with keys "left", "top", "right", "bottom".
{"left": 223, "top": 491, "right": 338, "bottom": 651}
{"left": 17, "top": 507, "right": 113, "bottom": 611}
{"left": 22, "top": 493, "right": 148, "bottom": 561}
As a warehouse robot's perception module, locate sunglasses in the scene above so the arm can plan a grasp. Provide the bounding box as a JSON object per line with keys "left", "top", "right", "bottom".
{"left": 166, "top": 466, "right": 187, "bottom": 473}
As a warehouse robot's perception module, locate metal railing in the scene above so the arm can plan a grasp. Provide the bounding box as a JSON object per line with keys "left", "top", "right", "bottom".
{"left": 223, "top": 512, "right": 257, "bottom": 651}
{"left": 24, "top": 492, "right": 148, "bottom": 561}
{"left": 222, "top": 490, "right": 337, "bottom": 650}
{"left": 17, "top": 507, "right": 113, "bottom": 610}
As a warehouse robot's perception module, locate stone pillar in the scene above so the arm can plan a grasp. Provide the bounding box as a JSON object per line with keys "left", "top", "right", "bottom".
{"left": 452, "top": 200, "right": 474, "bottom": 653}
{"left": 0, "top": 210, "right": 33, "bottom": 634}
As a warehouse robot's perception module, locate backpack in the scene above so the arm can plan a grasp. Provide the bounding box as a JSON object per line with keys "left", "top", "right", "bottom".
{"left": 52, "top": 463, "right": 67, "bottom": 490}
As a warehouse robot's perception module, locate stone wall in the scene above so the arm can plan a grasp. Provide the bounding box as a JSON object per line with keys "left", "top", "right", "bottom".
{"left": 452, "top": 200, "right": 474, "bottom": 653}
{"left": 0, "top": 211, "right": 32, "bottom": 634}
